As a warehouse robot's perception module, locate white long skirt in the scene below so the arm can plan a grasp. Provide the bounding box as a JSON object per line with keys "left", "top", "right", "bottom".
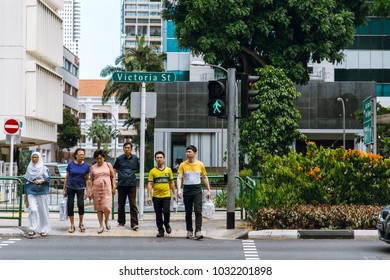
{"left": 27, "top": 194, "right": 50, "bottom": 233}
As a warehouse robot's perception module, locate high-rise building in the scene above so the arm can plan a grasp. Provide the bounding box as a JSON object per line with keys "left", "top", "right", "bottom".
{"left": 121, "top": 0, "right": 162, "bottom": 52}
{"left": 59, "top": 0, "right": 81, "bottom": 56}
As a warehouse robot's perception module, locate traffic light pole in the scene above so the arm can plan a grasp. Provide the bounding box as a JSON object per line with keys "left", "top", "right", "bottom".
{"left": 227, "top": 68, "right": 236, "bottom": 229}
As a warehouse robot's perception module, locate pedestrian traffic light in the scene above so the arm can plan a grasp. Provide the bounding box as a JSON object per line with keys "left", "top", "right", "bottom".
{"left": 208, "top": 79, "right": 227, "bottom": 118}
{"left": 241, "top": 73, "right": 260, "bottom": 117}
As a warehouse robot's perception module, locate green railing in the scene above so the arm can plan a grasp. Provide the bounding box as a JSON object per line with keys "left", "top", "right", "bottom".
{"left": 0, "top": 174, "right": 257, "bottom": 225}
{"left": 239, "top": 176, "right": 258, "bottom": 221}
{"left": 0, "top": 176, "right": 24, "bottom": 226}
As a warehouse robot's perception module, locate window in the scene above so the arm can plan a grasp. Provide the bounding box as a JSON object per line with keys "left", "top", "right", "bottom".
{"left": 64, "top": 59, "right": 71, "bottom": 71}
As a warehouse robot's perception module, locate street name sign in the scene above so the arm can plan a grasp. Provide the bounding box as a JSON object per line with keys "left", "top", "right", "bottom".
{"left": 112, "top": 72, "right": 176, "bottom": 83}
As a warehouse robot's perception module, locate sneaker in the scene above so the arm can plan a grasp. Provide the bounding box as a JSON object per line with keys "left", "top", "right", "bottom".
{"left": 131, "top": 225, "right": 139, "bottom": 231}
{"left": 194, "top": 231, "right": 203, "bottom": 240}
{"left": 118, "top": 223, "right": 125, "bottom": 227}
{"left": 156, "top": 231, "right": 164, "bottom": 238}
{"left": 186, "top": 231, "right": 193, "bottom": 239}
{"left": 165, "top": 225, "right": 172, "bottom": 234}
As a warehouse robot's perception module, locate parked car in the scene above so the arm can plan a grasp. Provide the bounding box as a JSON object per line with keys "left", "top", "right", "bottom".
{"left": 377, "top": 205, "right": 390, "bottom": 244}
{"left": 44, "top": 163, "right": 67, "bottom": 189}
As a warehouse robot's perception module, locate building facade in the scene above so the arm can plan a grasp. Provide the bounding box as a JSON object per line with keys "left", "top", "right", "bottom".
{"left": 58, "top": 0, "right": 81, "bottom": 56}
{"left": 78, "top": 80, "right": 136, "bottom": 159}
{"left": 0, "top": 0, "right": 64, "bottom": 168}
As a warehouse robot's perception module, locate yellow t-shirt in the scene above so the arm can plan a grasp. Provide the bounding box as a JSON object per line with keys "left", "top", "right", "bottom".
{"left": 148, "top": 166, "right": 174, "bottom": 198}
{"left": 178, "top": 160, "right": 207, "bottom": 195}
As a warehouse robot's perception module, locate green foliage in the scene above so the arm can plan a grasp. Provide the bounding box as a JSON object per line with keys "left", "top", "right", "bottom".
{"left": 239, "top": 66, "right": 305, "bottom": 173}
{"left": 86, "top": 118, "right": 112, "bottom": 150}
{"left": 213, "top": 190, "right": 240, "bottom": 208}
{"left": 57, "top": 109, "right": 81, "bottom": 150}
{"left": 253, "top": 142, "right": 390, "bottom": 209}
{"left": 254, "top": 204, "right": 383, "bottom": 230}
{"left": 163, "top": 0, "right": 369, "bottom": 84}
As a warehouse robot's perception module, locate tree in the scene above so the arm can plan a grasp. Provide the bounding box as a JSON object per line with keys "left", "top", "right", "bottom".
{"left": 100, "top": 35, "right": 166, "bottom": 167}
{"left": 163, "top": 0, "right": 370, "bottom": 84}
{"left": 100, "top": 35, "right": 167, "bottom": 105}
{"left": 239, "top": 66, "right": 305, "bottom": 173}
{"left": 57, "top": 108, "right": 81, "bottom": 150}
{"left": 86, "top": 118, "right": 112, "bottom": 150}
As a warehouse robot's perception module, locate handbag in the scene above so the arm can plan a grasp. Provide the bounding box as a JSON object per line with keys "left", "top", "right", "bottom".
{"left": 59, "top": 197, "right": 68, "bottom": 221}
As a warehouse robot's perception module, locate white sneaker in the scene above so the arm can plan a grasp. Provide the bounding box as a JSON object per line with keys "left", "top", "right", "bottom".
{"left": 186, "top": 231, "right": 193, "bottom": 239}
{"left": 194, "top": 231, "right": 203, "bottom": 240}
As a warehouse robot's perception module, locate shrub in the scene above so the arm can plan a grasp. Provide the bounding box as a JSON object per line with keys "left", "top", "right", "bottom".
{"left": 253, "top": 204, "right": 383, "bottom": 230}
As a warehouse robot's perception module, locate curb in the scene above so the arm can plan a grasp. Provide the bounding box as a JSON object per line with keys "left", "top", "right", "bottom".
{"left": 248, "top": 229, "right": 378, "bottom": 240}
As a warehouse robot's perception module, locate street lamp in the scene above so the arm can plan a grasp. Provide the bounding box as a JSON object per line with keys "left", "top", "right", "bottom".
{"left": 191, "top": 60, "right": 228, "bottom": 75}
{"left": 337, "top": 97, "right": 346, "bottom": 148}
{"left": 92, "top": 108, "right": 118, "bottom": 159}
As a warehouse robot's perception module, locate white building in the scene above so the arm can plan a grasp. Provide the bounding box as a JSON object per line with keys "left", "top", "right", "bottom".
{"left": 78, "top": 80, "right": 136, "bottom": 159}
{"left": 0, "top": 0, "right": 64, "bottom": 166}
{"left": 58, "top": 0, "right": 81, "bottom": 56}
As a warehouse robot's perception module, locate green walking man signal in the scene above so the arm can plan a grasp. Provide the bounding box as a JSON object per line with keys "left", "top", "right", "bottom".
{"left": 207, "top": 80, "right": 227, "bottom": 118}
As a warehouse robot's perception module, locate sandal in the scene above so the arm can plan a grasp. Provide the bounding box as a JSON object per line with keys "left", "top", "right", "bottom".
{"left": 41, "top": 232, "right": 48, "bottom": 237}
{"left": 28, "top": 230, "right": 35, "bottom": 236}
{"left": 97, "top": 227, "right": 104, "bottom": 234}
{"left": 68, "top": 225, "right": 75, "bottom": 233}
{"left": 79, "top": 224, "right": 85, "bottom": 232}
{"left": 105, "top": 222, "right": 111, "bottom": 231}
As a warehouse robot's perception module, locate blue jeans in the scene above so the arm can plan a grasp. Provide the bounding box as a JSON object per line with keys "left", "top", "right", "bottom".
{"left": 152, "top": 197, "right": 171, "bottom": 232}
{"left": 183, "top": 193, "right": 203, "bottom": 232}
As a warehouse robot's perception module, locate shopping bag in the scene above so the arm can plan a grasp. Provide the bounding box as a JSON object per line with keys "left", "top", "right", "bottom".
{"left": 59, "top": 197, "right": 68, "bottom": 221}
{"left": 202, "top": 199, "right": 215, "bottom": 220}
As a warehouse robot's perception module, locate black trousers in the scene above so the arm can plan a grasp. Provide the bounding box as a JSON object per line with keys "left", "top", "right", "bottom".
{"left": 117, "top": 187, "right": 138, "bottom": 227}
{"left": 152, "top": 197, "right": 171, "bottom": 232}
{"left": 66, "top": 188, "right": 85, "bottom": 216}
{"left": 183, "top": 193, "right": 203, "bottom": 232}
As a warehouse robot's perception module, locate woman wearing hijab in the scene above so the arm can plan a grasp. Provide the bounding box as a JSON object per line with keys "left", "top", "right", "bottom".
{"left": 24, "top": 152, "right": 51, "bottom": 237}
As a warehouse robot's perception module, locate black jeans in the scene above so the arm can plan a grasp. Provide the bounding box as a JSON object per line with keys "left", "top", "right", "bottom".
{"left": 183, "top": 193, "right": 203, "bottom": 232}
{"left": 152, "top": 197, "right": 171, "bottom": 232}
{"left": 66, "top": 188, "right": 85, "bottom": 216}
{"left": 117, "top": 186, "right": 138, "bottom": 227}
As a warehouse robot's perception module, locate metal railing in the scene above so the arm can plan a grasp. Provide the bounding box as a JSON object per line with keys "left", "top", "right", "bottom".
{"left": 0, "top": 176, "right": 24, "bottom": 226}
{"left": 0, "top": 174, "right": 258, "bottom": 225}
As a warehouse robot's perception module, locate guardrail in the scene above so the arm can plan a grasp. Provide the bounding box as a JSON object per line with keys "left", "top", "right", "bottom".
{"left": 0, "top": 176, "right": 24, "bottom": 226}
{"left": 0, "top": 174, "right": 256, "bottom": 225}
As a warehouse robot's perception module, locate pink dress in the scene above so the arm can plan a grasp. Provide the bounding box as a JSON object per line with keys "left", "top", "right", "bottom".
{"left": 91, "top": 163, "right": 112, "bottom": 211}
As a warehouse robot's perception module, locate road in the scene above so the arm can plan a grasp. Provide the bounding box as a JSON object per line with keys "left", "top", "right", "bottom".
{"left": 1, "top": 236, "right": 389, "bottom": 260}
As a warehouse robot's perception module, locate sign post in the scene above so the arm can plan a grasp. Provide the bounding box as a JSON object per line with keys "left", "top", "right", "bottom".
{"left": 363, "top": 96, "right": 377, "bottom": 153}
{"left": 4, "top": 119, "right": 20, "bottom": 176}
{"left": 113, "top": 72, "right": 175, "bottom": 219}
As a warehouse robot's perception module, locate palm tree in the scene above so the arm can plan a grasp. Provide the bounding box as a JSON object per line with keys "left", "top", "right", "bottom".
{"left": 100, "top": 35, "right": 167, "bottom": 105}
{"left": 86, "top": 118, "right": 112, "bottom": 150}
{"left": 100, "top": 35, "right": 167, "bottom": 168}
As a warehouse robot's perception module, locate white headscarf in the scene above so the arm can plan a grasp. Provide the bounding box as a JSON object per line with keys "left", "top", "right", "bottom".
{"left": 25, "top": 152, "right": 49, "bottom": 182}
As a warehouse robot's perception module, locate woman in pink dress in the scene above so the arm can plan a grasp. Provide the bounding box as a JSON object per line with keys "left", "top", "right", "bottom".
{"left": 90, "top": 149, "right": 116, "bottom": 234}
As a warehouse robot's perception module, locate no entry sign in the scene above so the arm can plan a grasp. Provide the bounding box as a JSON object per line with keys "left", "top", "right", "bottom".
{"left": 4, "top": 119, "right": 20, "bottom": 134}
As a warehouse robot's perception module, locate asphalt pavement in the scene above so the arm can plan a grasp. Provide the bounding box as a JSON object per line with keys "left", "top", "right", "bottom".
{"left": 0, "top": 210, "right": 379, "bottom": 240}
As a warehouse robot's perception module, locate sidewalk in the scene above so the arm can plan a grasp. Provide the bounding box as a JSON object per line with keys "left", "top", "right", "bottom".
{"left": 0, "top": 211, "right": 378, "bottom": 240}
{"left": 0, "top": 211, "right": 249, "bottom": 239}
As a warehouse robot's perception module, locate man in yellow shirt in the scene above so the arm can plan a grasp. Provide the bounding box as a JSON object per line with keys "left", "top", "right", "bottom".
{"left": 177, "top": 145, "right": 210, "bottom": 240}
{"left": 147, "top": 151, "right": 176, "bottom": 237}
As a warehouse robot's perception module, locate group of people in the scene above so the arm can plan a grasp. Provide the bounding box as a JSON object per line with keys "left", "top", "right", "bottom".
{"left": 24, "top": 143, "right": 210, "bottom": 240}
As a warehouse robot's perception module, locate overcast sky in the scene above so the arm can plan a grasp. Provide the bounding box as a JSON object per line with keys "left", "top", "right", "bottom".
{"left": 78, "top": 0, "right": 121, "bottom": 79}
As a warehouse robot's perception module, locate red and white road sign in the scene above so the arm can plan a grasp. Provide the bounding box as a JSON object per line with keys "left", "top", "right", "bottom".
{"left": 4, "top": 119, "right": 20, "bottom": 134}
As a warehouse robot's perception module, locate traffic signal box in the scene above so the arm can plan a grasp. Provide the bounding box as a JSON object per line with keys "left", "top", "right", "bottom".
{"left": 208, "top": 79, "right": 227, "bottom": 118}
{"left": 240, "top": 73, "right": 260, "bottom": 117}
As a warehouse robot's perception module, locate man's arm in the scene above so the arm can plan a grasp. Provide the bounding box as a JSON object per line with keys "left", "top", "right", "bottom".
{"left": 203, "top": 175, "right": 211, "bottom": 199}
{"left": 169, "top": 180, "right": 176, "bottom": 201}
{"left": 147, "top": 181, "right": 153, "bottom": 205}
{"left": 177, "top": 173, "right": 183, "bottom": 199}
